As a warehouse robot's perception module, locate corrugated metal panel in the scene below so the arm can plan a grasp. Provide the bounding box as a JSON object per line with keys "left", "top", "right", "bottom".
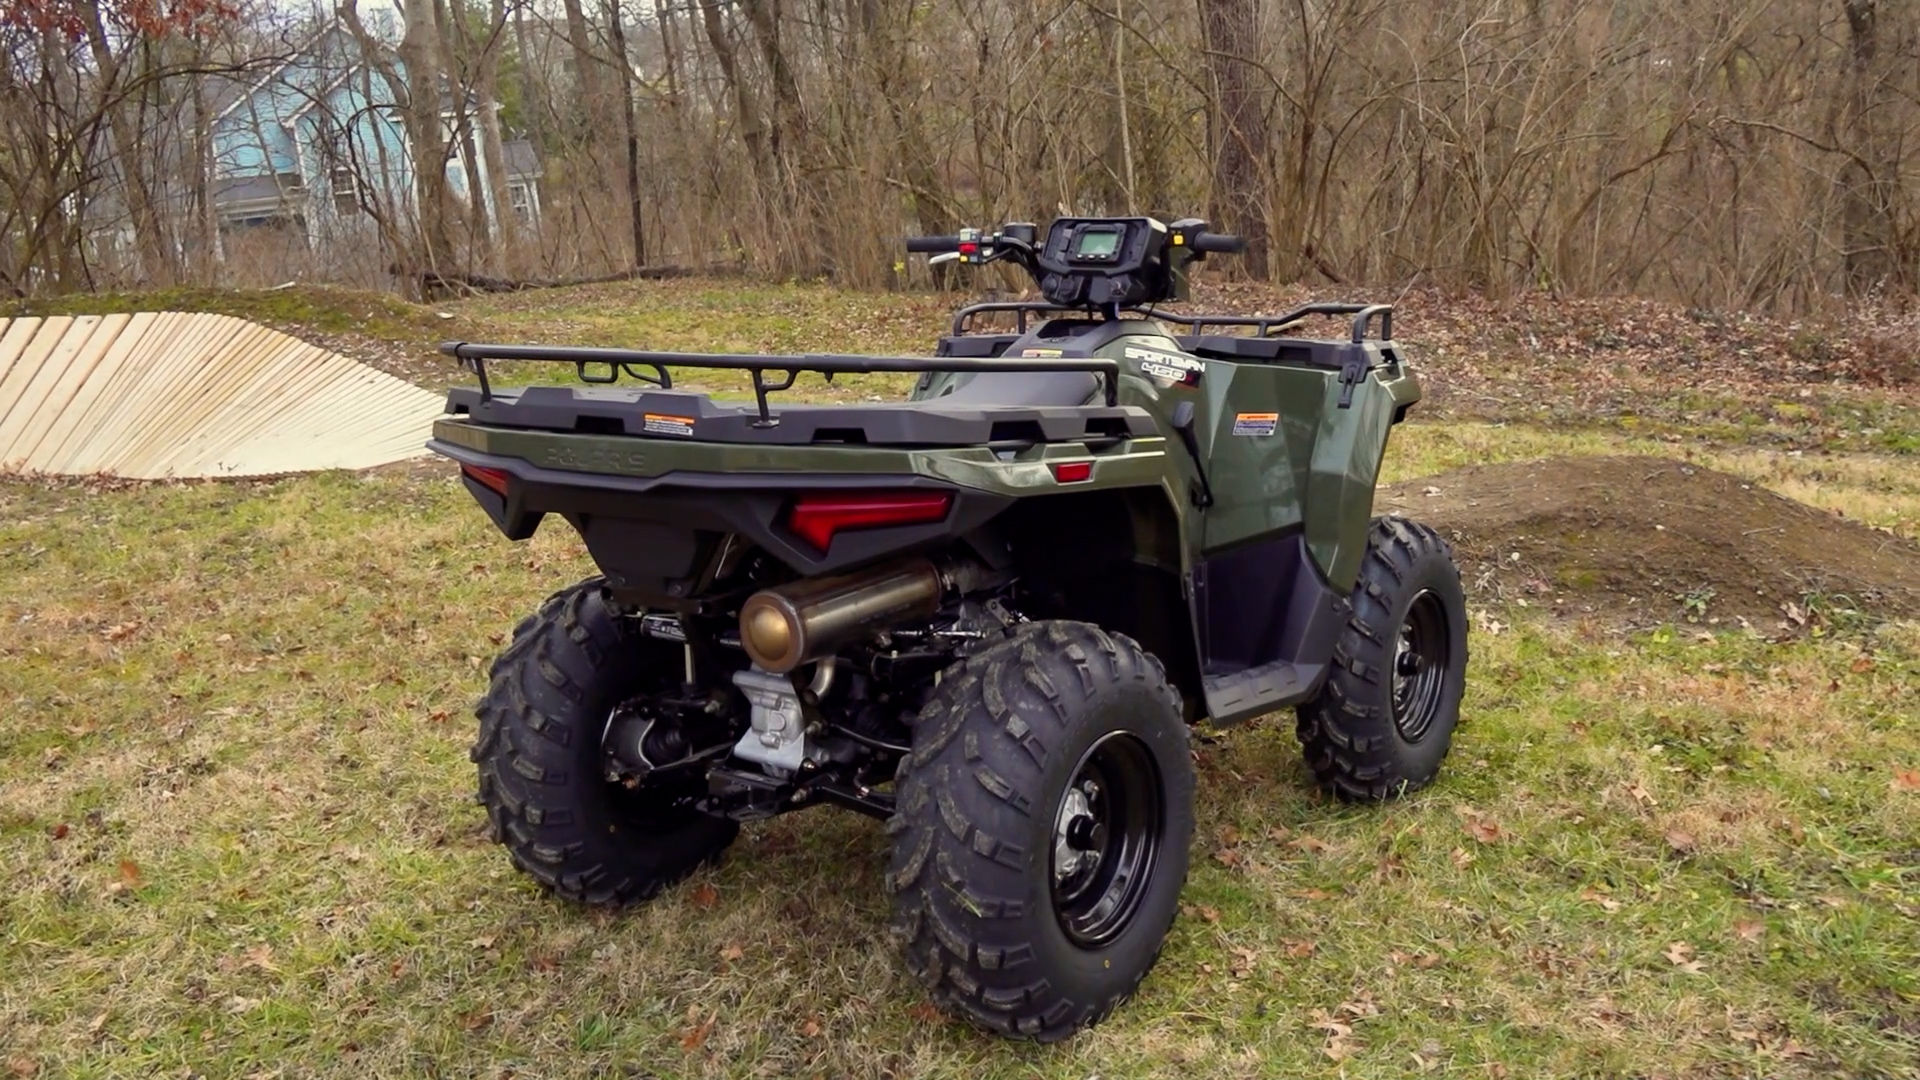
{"left": 0, "top": 312, "right": 444, "bottom": 479}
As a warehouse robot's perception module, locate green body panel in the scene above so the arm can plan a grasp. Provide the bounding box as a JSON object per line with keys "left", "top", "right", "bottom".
{"left": 434, "top": 414, "right": 1184, "bottom": 505}
{"left": 1303, "top": 366, "right": 1418, "bottom": 591}
{"left": 915, "top": 321, "right": 1418, "bottom": 589}
{"left": 1188, "top": 361, "right": 1322, "bottom": 554}
{"left": 441, "top": 319, "right": 1419, "bottom": 590}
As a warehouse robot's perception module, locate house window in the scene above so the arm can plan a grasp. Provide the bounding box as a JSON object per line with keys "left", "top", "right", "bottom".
{"left": 508, "top": 181, "right": 535, "bottom": 223}
{"left": 327, "top": 135, "right": 359, "bottom": 215}
{"left": 332, "top": 165, "right": 359, "bottom": 215}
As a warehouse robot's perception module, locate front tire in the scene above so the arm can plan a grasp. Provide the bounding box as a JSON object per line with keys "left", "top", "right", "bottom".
{"left": 473, "top": 578, "right": 738, "bottom": 905}
{"left": 1296, "top": 516, "right": 1469, "bottom": 800}
{"left": 887, "top": 621, "right": 1194, "bottom": 1042}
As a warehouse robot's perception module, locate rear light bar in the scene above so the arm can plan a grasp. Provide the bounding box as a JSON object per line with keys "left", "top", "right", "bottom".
{"left": 787, "top": 491, "right": 951, "bottom": 552}
{"left": 461, "top": 464, "right": 511, "bottom": 496}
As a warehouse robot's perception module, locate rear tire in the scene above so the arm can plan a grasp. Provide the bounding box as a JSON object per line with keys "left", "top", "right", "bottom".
{"left": 1296, "top": 517, "right": 1468, "bottom": 800}
{"left": 887, "top": 621, "right": 1194, "bottom": 1042}
{"left": 473, "top": 578, "right": 738, "bottom": 905}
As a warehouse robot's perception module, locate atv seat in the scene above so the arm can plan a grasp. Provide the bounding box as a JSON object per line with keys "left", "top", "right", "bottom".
{"left": 916, "top": 367, "right": 1102, "bottom": 407}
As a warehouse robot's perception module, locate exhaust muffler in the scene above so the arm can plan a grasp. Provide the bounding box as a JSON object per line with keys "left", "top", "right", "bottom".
{"left": 738, "top": 558, "right": 943, "bottom": 673}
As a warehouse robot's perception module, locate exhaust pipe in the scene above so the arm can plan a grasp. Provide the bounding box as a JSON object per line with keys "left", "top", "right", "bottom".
{"left": 738, "top": 558, "right": 942, "bottom": 673}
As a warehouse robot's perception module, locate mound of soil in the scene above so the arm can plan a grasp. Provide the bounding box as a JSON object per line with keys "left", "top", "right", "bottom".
{"left": 1378, "top": 456, "right": 1920, "bottom": 626}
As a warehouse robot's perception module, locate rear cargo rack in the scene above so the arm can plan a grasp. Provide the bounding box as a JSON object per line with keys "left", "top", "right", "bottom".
{"left": 440, "top": 341, "right": 1122, "bottom": 427}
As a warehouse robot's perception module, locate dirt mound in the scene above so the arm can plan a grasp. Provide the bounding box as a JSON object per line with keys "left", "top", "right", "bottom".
{"left": 1378, "top": 456, "right": 1920, "bottom": 626}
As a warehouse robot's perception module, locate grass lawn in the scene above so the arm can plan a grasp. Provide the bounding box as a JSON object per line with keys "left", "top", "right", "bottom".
{"left": 2, "top": 280, "right": 1917, "bottom": 1077}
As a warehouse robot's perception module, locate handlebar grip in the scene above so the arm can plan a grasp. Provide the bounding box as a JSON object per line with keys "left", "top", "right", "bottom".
{"left": 1193, "top": 232, "right": 1247, "bottom": 255}
{"left": 906, "top": 235, "right": 963, "bottom": 254}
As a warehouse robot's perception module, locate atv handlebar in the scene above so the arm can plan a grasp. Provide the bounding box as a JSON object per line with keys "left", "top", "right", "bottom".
{"left": 1190, "top": 231, "right": 1246, "bottom": 254}
{"left": 905, "top": 235, "right": 962, "bottom": 254}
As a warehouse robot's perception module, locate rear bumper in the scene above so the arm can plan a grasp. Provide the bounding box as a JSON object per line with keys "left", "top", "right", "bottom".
{"left": 431, "top": 438, "right": 1012, "bottom": 581}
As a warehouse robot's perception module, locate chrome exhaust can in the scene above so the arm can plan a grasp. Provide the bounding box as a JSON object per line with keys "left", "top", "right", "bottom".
{"left": 738, "top": 558, "right": 942, "bottom": 673}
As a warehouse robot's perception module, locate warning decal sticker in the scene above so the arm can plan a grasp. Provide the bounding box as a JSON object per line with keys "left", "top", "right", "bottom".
{"left": 1232, "top": 412, "right": 1279, "bottom": 437}
{"left": 642, "top": 413, "right": 697, "bottom": 437}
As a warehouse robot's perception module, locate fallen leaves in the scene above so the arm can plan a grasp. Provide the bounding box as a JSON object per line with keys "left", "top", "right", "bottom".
{"left": 108, "top": 859, "right": 143, "bottom": 895}
{"left": 49, "top": 822, "right": 68, "bottom": 840}
{"left": 1230, "top": 946, "right": 1259, "bottom": 977}
{"left": 1580, "top": 886, "right": 1623, "bottom": 913}
{"left": 1663, "top": 827, "right": 1697, "bottom": 854}
{"left": 1463, "top": 816, "right": 1503, "bottom": 844}
{"left": 679, "top": 1008, "right": 716, "bottom": 1051}
{"left": 1663, "top": 941, "right": 1705, "bottom": 974}
{"left": 1893, "top": 768, "right": 1920, "bottom": 792}
{"left": 690, "top": 882, "right": 719, "bottom": 909}
{"left": 459, "top": 1008, "right": 493, "bottom": 1032}
{"left": 1733, "top": 918, "right": 1765, "bottom": 942}
{"left": 1310, "top": 993, "right": 1380, "bottom": 1062}
{"left": 1180, "top": 902, "right": 1221, "bottom": 923}
{"left": 102, "top": 619, "right": 142, "bottom": 642}
{"left": 1282, "top": 939, "right": 1316, "bottom": 959}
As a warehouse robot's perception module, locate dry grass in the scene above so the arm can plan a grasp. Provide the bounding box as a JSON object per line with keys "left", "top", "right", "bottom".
{"left": 2, "top": 280, "right": 1917, "bottom": 1077}
{"left": 2, "top": 434, "right": 1916, "bottom": 1079}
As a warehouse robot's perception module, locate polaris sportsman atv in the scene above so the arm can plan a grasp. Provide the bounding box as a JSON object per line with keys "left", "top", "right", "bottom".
{"left": 431, "top": 216, "right": 1468, "bottom": 1042}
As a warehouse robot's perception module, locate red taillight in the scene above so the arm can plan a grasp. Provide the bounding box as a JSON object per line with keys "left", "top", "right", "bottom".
{"left": 787, "top": 491, "right": 952, "bottom": 552}
{"left": 462, "top": 464, "right": 511, "bottom": 496}
{"left": 1050, "top": 461, "right": 1093, "bottom": 483}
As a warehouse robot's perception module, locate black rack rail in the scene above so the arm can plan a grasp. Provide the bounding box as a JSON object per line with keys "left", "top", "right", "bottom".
{"left": 439, "top": 341, "right": 1123, "bottom": 427}
{"left": 949, "top": 300, "right": 1394, "bottom": 344}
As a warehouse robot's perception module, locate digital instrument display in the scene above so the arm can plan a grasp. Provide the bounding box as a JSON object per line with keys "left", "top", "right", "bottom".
{"left": 1073, "top": 229, "right": 1122, "bottom": 259}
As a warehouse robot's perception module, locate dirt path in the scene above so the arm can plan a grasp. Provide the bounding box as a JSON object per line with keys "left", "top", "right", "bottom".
{"left": 1379, "top": 455, "right": 1920, "bottom": 626}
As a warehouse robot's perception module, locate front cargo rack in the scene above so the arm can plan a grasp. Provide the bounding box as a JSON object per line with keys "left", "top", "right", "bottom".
{"left": 440, "top": 341, "right": 1123, "bottom": 427}
{"left": 948, "top": 300, "right": 1393, "bottom": 343}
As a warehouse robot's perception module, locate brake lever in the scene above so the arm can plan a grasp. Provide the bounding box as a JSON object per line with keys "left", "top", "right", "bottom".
{"left": 929, "top": 252, "right": 962, "bottom": 266}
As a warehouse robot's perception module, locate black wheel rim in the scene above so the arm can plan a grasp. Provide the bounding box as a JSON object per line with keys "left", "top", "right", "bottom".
{"left": 1392, "top": 590, "right": 1451, "bottom": 743}
{"left": 1050, "top": 732, "right": 1164, "bottom": 948}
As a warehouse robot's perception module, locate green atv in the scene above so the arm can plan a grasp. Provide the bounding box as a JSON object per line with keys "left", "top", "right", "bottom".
{"left": 431, "top": 216, "right": 1468, "bottom": 1041}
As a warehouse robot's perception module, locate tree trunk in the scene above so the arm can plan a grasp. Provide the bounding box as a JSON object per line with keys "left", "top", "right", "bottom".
{"left": 1839, "top": 0, "right": 1896, "bottom": 293}
{"left": 698, "top": 0, "right": 775, "bottom": 197}
{"left": 396, "top": 0, "right": 460, "bottom": 273}
{"left": 606, "top": 0, "right": 646, "bottom": 267}
{"left": 75, "top": 0, "right": 173, "bottom": 285}
{"left": 737, "top": 0, "right": 810, "bottom": 217}
{"left": 452, "top": 0, "right": 518, "bottom": 256}
{"left": 560, "top": 0, "right": 610, "bottom": 145}
{"left": 1199, "top": 0, "right": 1270, "bottom": 278}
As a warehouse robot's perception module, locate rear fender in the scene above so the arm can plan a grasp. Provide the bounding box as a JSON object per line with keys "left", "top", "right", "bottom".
{"left": 993, "top": 486, "right": 1205, "bottom": 720}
